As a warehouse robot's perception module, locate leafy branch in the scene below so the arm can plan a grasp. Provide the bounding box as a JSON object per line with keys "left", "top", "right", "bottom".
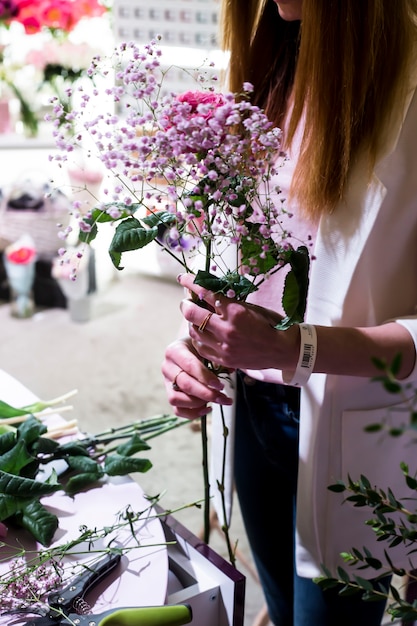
{"left": 314, "top": 356, "right": 417, "bottom": 622}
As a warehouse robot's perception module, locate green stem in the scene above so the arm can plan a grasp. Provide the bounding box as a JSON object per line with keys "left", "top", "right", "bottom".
{"left": 89, "top": 417, "right": 189, "bottom": 458}
{"left": 218, "top": 404, "right": 236, "bottom": 566}
{"left": 201, "top": 233, "right": 213, "bottom": 545}
{"left": 201, "top": 412, "right": 210, "bottom": 544}
{"left": 90, "top": 414, "right": 180, "bottom": 440}
{"left": 6, "top": 80, "right": 38, "bottom": 137}
{"left": 142, "top": 417, "right": 189, "bottom": 441}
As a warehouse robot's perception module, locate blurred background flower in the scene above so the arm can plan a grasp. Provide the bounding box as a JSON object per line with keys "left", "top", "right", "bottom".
{"left": 0, "top": 0, "right": 108, "bottom": 35}
{"left": 0, "top": 0, "right": 111, "bottom": 137}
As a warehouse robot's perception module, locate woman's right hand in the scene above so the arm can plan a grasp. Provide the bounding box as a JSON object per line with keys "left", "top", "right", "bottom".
{"left": 162, "top": 336, "right": 233, "bottom": 420}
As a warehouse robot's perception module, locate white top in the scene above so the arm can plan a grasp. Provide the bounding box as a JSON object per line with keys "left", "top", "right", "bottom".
{"left": 212, "top": 75, "right": 417, "bottom": 579}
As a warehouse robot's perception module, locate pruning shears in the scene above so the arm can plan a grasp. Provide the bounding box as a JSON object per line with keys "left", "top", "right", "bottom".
{"left": 8, "top": 552, "right": 192, "bottom": 626}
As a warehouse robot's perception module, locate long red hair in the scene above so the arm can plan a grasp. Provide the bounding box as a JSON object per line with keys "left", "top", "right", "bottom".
{"left": 220, "top": 0, "right": 417, "bottom": 219}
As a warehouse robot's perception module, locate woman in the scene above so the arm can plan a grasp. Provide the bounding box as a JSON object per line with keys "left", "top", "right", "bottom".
{"left": 162, "top": 2, "right": 417, "bottom": 624}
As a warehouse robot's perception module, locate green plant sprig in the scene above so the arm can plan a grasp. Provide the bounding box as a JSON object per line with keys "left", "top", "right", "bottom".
{"left": 315, "top": 355, "right": 417, "bottom": 621}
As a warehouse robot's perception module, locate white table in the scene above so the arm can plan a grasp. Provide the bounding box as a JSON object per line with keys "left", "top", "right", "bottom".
{"left": 0, "top": 370, "right": 245, "bottom": 625}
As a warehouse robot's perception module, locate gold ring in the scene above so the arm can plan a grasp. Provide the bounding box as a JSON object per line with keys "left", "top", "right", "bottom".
{"left": 172, "top": 369, "right": 184, "bottom": 391}
{"left": 198, "top": 311, "right": 213, "bottom": 332}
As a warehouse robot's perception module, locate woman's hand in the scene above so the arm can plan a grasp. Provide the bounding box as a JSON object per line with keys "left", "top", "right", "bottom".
{"left": 162, "top": 336, "right": 233, "bottom": 420}
{"left": 178, "top": 273, "right": 300, "bottom": 373}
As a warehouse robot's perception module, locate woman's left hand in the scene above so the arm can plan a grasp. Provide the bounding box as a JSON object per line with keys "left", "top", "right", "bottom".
{"left": 178, "top": 273, "right": 300, "bottom": 372}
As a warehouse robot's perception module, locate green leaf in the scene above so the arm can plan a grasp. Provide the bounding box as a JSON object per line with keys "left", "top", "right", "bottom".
{"left": 65, "top": 455, "right": 102, "bottom": 474}
{"left": 0, "top": 470, "right": 60, "bottom": 498}
{"left": 32, "top": 437, "right": 59, "bottom": 455}
{"left": 383, "top": 381, "right": 402, "bottom": 393}
{"left": 328, "top": 481, "right": 347, "bottom": 493}
{"left": 19, "top": 499, "right": 59, "bottom": 546}
{"left": 0, "top": 430, "right": 17, "bottom": 454}
{"left": 364, "top": 423, "right": 383, "bottom": 433}
{"left": 91, "top": 203, "right": 141, "bottom": 224}
{"left": 337, "top": 566, "right": 350, "bottom": 583}
{"left": 0, "top": 399, "right": 33, "bottom": 419}
{"left": 354, "top": 576, "right": 375, "bottom": 591}
{"left": 142, "top": 210, "right": 176, "bottom": 229}
{"left": 239, "top": 230, "right": 279, "bottom": 276}
{"left": 109, "top": 217, "right": 159, "bottom": 269}
{"left": 104, "top": 454, "right": 152, "bottom": 476}
{"left": 313, "top": 577, "right": 340, "bottom": 590}
{"left": 7, "top": 81, "right": 38, "bottom": 137}
{"left": 109, "top": 248, "right": 122, "bottom": 269}
{"left": 0, "top": 493, "right": 32, "bottom": 521}
{"left": 0, "top": 439, "right": 33, "bottom": 474}
{"left": 276, "top": 246, "right": 310, "bottom": 329}
{"left": 18, "top": 417, "right": 47, "bottom": 445}
{"left": 79, "top": 220, "right": 98, "bottom": 244}
{"left": 371, "top": 357, "right": 387, "bottom": 371}
{"left": 65, "top": 472, "right": 104, "bottom": 495}
{"left": 338, "top": 584, "right": 360, "bottom": 597}
{"left": 56, "top": 441, "right": 90, "bottom": 457}
{"left": 116, "top": 434, "right": 151, "bottom": 456}
{"left": 194, "top": 270, "right": 257, "bottom": 300}
{"left": 79, "top": 204, "right": 142, "bottom": 245}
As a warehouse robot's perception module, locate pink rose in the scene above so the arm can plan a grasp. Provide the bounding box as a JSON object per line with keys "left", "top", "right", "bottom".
{"left": 177, "top": 91, "right": 227, "bottom": 120}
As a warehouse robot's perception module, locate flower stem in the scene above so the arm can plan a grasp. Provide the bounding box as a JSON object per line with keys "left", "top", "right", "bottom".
{"left": 218, "top": 404, "right": 236, "bottom": 566}
{"left": 201, "top": 233, "right": 213, "bottom": 544}
{"left": 201, "top": 413, "right": 211, "bottom": 544}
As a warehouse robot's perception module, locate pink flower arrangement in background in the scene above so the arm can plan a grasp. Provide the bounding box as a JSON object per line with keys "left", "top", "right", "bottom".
{"left": 0, "top": 0, "right": 110, "bottom": 136}
{"left": 26, "top": 40, "right": 97, "bottom": 70}
{"left": 0, "top": 0, "right": 107, "bottom": 34}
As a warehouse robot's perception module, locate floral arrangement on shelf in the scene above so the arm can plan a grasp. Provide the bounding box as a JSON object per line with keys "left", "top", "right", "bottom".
{"left": 0, "top": 0, "right": 110, "bottom": 137}
{"left": 0, "top": 0, "right": 108, "bottom": 34}
{"left": 47, "top": 36, "right": 312, "bottom": 562}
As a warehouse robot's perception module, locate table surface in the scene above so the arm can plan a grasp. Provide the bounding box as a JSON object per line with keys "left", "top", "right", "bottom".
{"left": 0, "top": 369, "right": 169, "bottom": 622}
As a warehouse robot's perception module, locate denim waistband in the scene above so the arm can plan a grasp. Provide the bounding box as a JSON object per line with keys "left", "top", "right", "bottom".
{"left": 236, "top": 369, "right": 301, "bottom": 405}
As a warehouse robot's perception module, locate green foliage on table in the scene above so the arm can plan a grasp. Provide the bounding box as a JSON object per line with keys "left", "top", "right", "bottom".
{"left": 0, "top": 405, "right": 186, "bottom": 547}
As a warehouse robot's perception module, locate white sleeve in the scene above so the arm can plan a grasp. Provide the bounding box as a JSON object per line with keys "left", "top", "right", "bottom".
{"left": 394, "top": 317, "right": 417, "bottom": 381}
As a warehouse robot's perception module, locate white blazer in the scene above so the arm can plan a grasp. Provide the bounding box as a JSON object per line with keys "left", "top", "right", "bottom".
{"left": 211, "top": 79, "right": 417, "bottom": 579}
{"left": 298, "top": 82, "right": 417, "bottom": 578}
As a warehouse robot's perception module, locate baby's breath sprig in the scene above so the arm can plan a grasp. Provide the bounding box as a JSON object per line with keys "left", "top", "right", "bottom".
{"left": 0, "top": 500, "right": 197, "bottom": 618}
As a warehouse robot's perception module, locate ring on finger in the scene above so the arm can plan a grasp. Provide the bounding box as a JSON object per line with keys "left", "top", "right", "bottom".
{"left": 172, "top": 369, "right": 184, "bottom": 391}
{"left": 198, "top": 311, "right": 213, "bottom": 332}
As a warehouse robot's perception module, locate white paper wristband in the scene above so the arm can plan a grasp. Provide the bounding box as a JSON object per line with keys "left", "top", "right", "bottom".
{"left": 282, "top": 323, "right": 317, "bottom": 387}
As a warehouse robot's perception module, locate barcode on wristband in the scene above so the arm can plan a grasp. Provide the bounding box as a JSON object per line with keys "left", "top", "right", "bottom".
{"left": 301, "top": 343, "right": 315, "bottom": 369}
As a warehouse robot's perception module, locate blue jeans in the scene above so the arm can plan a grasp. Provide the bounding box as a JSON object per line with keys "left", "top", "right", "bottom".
{"left": 234, "top": 372, "right": 390, "bottom": 626}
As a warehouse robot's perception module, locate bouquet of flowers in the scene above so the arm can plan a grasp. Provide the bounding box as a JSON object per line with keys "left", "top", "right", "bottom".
{"left": 50, "top": 38, "right": 310, "bottom": 328}
{"left": 48, "top": 37, "right": 311, "bottom": 557}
